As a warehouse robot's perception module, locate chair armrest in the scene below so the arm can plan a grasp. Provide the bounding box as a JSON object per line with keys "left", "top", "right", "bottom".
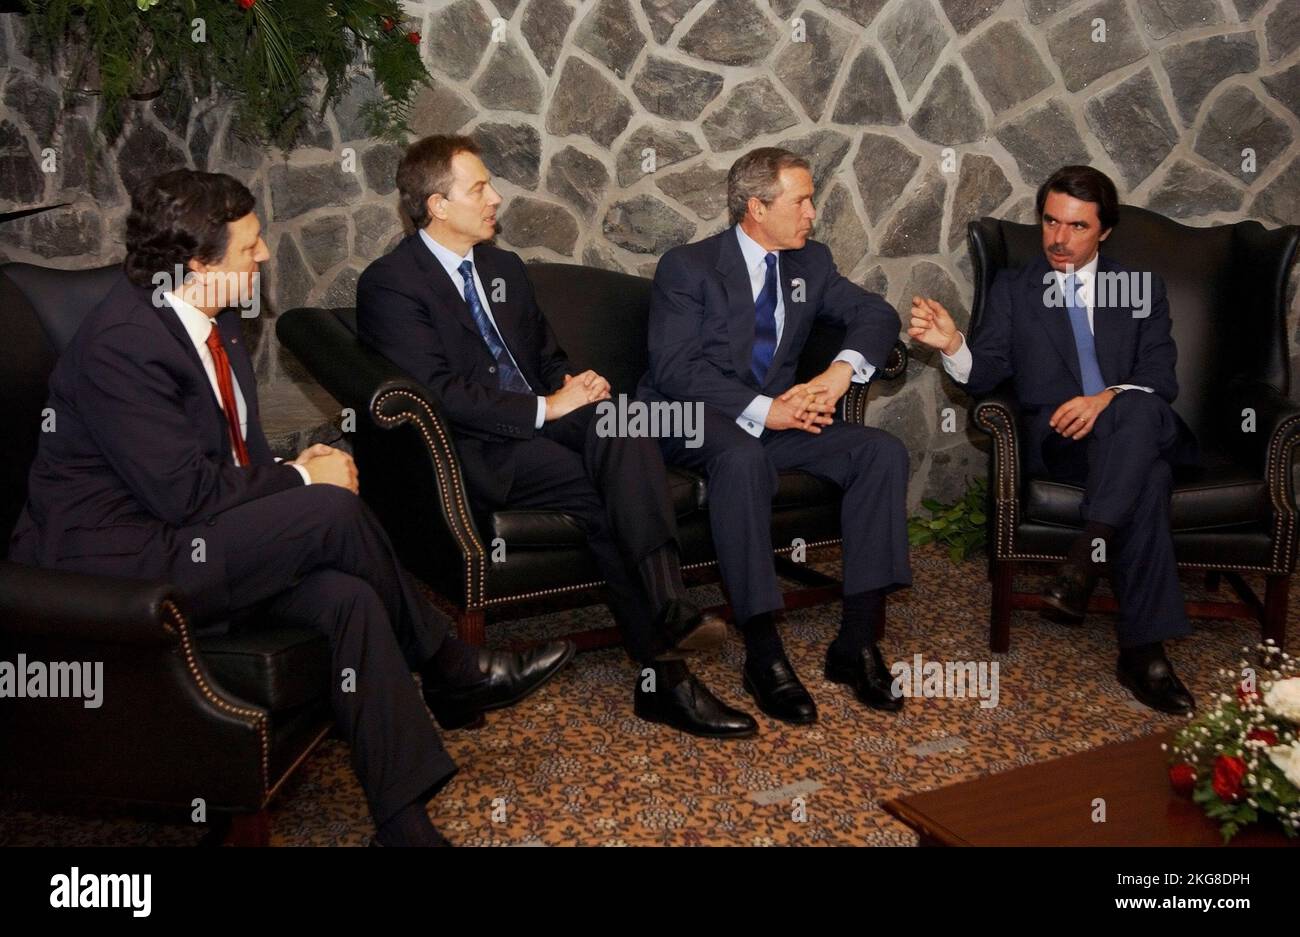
{"left": 843, "top": 340, "right": 909, "bottom": 425}
{"left": 0, "top": 562, "right": 178, "bottom": 646}
{"left": 971, "top": 381, "right": 1024, "bottom": 504}
{"left": 1217, "top": 381, "right": 1300, "bottom": 515}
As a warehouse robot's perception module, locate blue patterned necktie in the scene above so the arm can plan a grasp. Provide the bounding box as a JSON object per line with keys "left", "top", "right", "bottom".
{"left": 751, "top": 252, "right": 778, "bottom": 385}
{"left": 457, "top": 259, "right": 531, "bottom": 394}
{"left": 1064, "top": 273, "right": 1106, "bottom": 396}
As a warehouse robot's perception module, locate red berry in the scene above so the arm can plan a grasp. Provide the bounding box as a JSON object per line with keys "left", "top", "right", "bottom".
{"left": 238, "top": 0, "right": 255, "bottom": 9}
{"left": 407, "top": 31, "right": 421, "bottom": 45}
{"left": 382, "top": 16, "right": 395, "bottom": 31}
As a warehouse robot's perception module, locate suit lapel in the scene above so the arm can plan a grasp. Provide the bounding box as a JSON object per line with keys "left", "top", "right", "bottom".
{"left": 1091, "top": 255, "right": 1129, "bottom": 387}
{"left": 717, "top": 230, "right": 761, "bottom": 389}
{"left": 407, "top": 234, "right": 482, "bottom": 339}
{"left": 148, "top": 290, "right": 233, "bottom": 459}
{"left": 1029, "top": 257, "right": 1083, "bottom": 390}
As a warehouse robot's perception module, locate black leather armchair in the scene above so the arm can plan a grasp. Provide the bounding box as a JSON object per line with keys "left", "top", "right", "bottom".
{"left": 278, "top": 262, "right": 907, "bottom": 648}
{"left": 0, "top": 263, "right": 333, "bottom": 845}
{"left": 966, "top": 207, "right": 1300, "bottom": 651}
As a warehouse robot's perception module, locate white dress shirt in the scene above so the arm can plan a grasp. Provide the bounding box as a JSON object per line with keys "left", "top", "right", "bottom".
{"left": 939, "top": 253, "right": 1152, "bottom": 394}
{"left": 163, "top": 291, "right": 311, "bottom": 484}
{"left": 733, "top": 225, "right": 874, "bottom": 436}
{"left": 419, "top": 229, "right": 548, "bottom": 430}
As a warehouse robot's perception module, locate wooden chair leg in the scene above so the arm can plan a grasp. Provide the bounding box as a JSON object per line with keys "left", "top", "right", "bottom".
{"left": 457, "top": 608, "right": 486, "bottom": 646}
{"left": 1263, "top": 575, "right": 1289, "bottom": 649}
{"left": 216, "top": 810, "right": 270, "bottom": 847}
{"left": 991, "top": 560, "right": 1013, "bottom": 653}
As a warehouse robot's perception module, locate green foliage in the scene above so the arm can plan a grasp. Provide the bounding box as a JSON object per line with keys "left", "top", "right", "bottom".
{"left": 24, "top": 0, "right": 430, "bottom": 149}
{"left": 907, "top": 475, "right": 988, "bottom": 562}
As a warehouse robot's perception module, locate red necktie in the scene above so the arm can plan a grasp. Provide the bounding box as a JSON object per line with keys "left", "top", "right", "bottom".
{"left": 205, "top": 326, "right": 251, "bottom": 467}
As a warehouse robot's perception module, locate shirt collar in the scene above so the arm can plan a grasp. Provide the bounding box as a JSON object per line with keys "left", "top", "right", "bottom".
{"left": 162, "top": 291, "right": 215, "bottom": 348}
{"left": 419, "top": 228, "right": 476, "bottom": 284}
{"left": 734, "top": 223, "right": 777, "bottom": 274}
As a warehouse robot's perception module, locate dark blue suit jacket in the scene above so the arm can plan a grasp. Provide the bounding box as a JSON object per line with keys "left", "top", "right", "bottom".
{"left": 357, "top": 234, "right": 575, "bottom": 504}
{"left": 9, "top": 273, "right": 302, "bottom": 587}
{"left": 963, "top": 253, "right": 1195, "bottom": 470}
{"left": 637, "top": 227, "right": 899, "bottom": 417}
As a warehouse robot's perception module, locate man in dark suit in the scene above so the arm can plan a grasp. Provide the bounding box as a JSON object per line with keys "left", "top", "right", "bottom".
{"left": 9, "top": 169, "right": 573, "bottom": 846}
{"left": 909, "top": 164, "right": 1197, "bottom": 714}
{"left": 357, "top": 135, "right": 748, "bottom": 739}
{"left": 638, "top": 146, "right": 912, "bottom": 726}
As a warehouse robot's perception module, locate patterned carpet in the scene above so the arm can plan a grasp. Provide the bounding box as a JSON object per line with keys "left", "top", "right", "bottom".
{"left": 2, "top": 543, "right": 1293, "bottom": 846}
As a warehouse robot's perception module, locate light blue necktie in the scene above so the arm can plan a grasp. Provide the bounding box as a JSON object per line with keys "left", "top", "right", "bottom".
{"left": 1064, "top": 274, "right": 1106, "bottom": 396}
{"left": 751, "top": 253, "right": 778, "bottom": 385}
{"left": 457, "top": 260, "right": 531, "bottom": 394}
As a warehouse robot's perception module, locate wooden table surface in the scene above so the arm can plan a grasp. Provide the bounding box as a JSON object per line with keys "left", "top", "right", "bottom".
{"left": 884, "top": 730, "right": 1297, "bottom": 846}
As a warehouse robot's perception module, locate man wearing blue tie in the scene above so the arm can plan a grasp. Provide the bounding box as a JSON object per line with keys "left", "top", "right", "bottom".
{"left": 639, "top": 147, "right": 912, "bottom": 726}
{"left": 909, "top": 165, "right": 1199, "bottom": 715}
{"left": 358, "top": 136, "right": 745, "bottom": 739}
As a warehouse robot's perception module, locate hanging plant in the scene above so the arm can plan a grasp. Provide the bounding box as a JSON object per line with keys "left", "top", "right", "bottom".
{"left": 23, "top": 0, "right": 430, "bottom": 149}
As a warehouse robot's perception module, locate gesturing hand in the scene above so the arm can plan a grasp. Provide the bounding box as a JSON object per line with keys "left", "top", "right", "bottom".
{"left": 907, "top": 296, "right": 962, "bottom": 356}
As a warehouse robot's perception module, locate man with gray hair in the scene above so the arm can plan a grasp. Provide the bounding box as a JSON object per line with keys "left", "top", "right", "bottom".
{"left": 638, "top": 147, "right": 911, "bottom": 729}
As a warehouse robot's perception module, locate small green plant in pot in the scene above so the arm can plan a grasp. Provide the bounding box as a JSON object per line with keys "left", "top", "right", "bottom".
{"left": 908, "top": 475, "right": 988, "bottom": 562}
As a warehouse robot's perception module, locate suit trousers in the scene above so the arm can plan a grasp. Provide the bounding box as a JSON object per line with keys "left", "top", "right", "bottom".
{"left": 659, "top": 406, "right": 912, "bottom": 625}
{"left": 481, "top": 402, "right": 681, "bottom": 663}
{"left": 1039, "top": 390, "right": 1191, "bottom": 647}
{"left": 174, "top": 484, "right": 457, "bottom": 827}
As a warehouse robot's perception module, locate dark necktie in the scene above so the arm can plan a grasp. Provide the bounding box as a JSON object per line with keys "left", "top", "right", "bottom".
{"left": 1063, "top": 273, "right": 1106, "bottom": 396}
{"left": 205, "top": 325, "right": 251, "bottom": 466}
{"left": 457, "top": 260, "right": 531, "bottom": 394}
{"left": 751, "top": 252, "right": 778, "bottom": 385}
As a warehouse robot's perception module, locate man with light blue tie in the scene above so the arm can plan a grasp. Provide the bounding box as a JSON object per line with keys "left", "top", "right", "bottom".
{"left": 639, "top": 147, "right": 913, "bottom": 726}
{"left": 357, "top": 135, "right": 748, "bottom": 739}
{"left": 909, "top": 165, "right": 1200, "bottom": 715}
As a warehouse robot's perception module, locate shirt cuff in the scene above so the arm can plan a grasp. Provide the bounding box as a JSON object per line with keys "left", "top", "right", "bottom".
{"left": 535, "top": 396, "right": 547, "bottom": 429}
{"left": 737, "top": 395, "right": 773, "bottom": 437}
{"left": 832, "top": 349, "right": 875, "bottom": 383}
{"left": 290, "top": 463, "right": 311, "bottom": 485}
{"left": 941, "top": 333, "right": 973, "bottom": 384}
{"left": 1109, "top": 384, "right": 1154, "bottom": 394}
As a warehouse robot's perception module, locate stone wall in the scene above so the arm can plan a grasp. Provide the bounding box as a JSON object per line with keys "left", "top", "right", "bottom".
{"left": 1, "top": 1, "right": 1298, "bottom": 506}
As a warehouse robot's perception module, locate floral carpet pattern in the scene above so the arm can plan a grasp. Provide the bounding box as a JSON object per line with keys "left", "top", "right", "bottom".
{"left": 2, "top": 544, "right": 1292, "bottom": 846}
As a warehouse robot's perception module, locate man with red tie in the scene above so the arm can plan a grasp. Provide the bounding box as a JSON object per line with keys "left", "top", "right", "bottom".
{"left": 8, "top": 169, "right": 573, "bottom": 845}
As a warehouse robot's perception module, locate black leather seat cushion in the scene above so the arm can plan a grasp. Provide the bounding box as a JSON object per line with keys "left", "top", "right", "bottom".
{"left": 198, "top": 626, "right": 331, "bottom": 712}
{"left": 1024, "top": 460, "right": 1270, "bottom": 532}
{"left": 487, "top": 467, "right": 843, "bottom": 548}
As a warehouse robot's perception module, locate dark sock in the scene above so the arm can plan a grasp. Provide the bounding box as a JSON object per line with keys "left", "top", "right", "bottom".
{"left": 742, "top": 612, "right": 783, "bottom": 668}
{"left": 642, "top": 658, "right": 689, "bottom": 690}
{"left": 424, "top": 636, "right": 485, "bottom": 689}
{"left": 830, "top": 589, "right": 884, "bottom": 663}
{"left": 376, "top": 801, "right": 450, "bottom": 847}
{"left": 638, "top": 542, "right": 687, "bottom": 612}
{"left": 1119, "top": 641, "right": 1165, "bottom": 668}
{"left": 1066, "top": 521, "right": 1116, "bottom": 577}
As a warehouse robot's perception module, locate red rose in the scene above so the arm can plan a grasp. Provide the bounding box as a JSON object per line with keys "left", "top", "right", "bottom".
{"left": 407, "top": 31, "right": 421, "bottom": 45}
{"left": 1212, "top": 755, "right": 1247, "bottom": 802}
{"left": 237, "top": 0, "right": 256, "bottom": 9}
{"left": 1247, "top": 728, "right": 1278, "bottom": 746}
{"left": 1168, "top": 763, "right": 1196, "bottom": 797}
{"left": 381, "top": 16, "right": 395, "bottom": 31}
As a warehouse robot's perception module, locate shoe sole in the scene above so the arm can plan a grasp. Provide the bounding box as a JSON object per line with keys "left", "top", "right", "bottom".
{"left": 656, "top": 616, "right": 729, "bottom": 660}
{"left": 741, "top": 672, "right": 818, "bottom": 725}
{"left": 432, "top": 641, "right": 577, "bottom": 730}
{"left": 1040, "top": 594, "right": 1086, "bottom": 623}
{"left": 823, "top": 663, "right": 904, "bottom": 713}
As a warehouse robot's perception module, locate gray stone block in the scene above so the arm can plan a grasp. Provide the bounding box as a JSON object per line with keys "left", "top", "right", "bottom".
{"left": 603, "top": 194, "right": 696, "bottom": 253}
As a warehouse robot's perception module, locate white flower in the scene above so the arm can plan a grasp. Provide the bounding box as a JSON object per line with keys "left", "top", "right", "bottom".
{"left": 1268, "top": 743, "right": 1300, "bottom": 789}
{"left": 1264, "top": 677, "right": 1300, "bottom": 723}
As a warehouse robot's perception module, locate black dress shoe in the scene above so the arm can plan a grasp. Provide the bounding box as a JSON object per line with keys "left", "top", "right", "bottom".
{"left": 424, "top": 640, "right": 575, "bottom": 729}
{"left": 1117, "top": 652, "right": 1196, "bottom": 716}
{"left": 743, "top": 656, "right": 817, "bottom": 724}
{"left": 1041, "top": 564, "right": 1097, "bottom": 622}
{"left": 824, "top": 644, "right": 904, "bottom": 712}
{"left": 655, "top": 599, "right": 727, "bottom": 659}
{"left": 634, "top": 670, "right": 757, "bottom": 738}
